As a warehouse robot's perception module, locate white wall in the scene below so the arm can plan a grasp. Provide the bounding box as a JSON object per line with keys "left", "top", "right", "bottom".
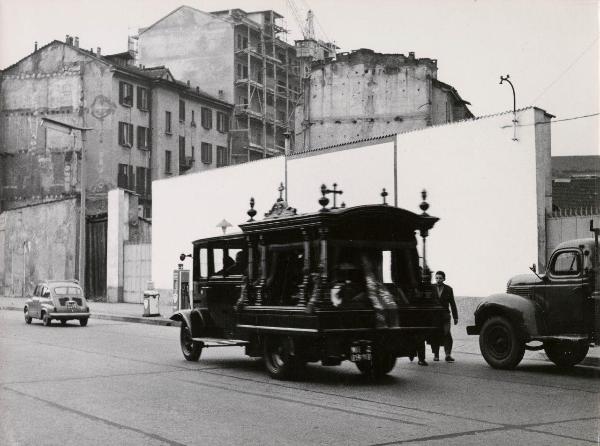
{"left": 153, "top": 108, "right": 548, "bottom": 296}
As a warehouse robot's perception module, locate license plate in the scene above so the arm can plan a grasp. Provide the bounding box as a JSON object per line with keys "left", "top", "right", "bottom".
{"left": 350, "top": 344, "right": 372, "bottom": 362}
{"left": 67, "top": 302, "right": 77, "bottom": 311}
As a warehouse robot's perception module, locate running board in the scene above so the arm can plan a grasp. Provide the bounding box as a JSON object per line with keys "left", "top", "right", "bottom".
{"left": 191, "top": 337, "right": 249, "bottom": 348}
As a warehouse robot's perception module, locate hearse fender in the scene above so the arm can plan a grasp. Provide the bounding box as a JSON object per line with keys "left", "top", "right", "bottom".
{"left": 169, "top": 308, "right": 206, "bottom": 338}
{"left": 469, "top": 293, "right": 542, "bottom": 340}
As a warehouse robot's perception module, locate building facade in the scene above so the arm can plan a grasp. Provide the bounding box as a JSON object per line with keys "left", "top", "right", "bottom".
{"left": 294, "top": 49, "right": 473, "bottom": 151}
{"left": 137, "top": 6, "right": 300, "bottom": 163}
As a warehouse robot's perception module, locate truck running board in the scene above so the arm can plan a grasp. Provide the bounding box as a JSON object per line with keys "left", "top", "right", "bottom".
{"left": 192, "top": 337, "right": 249, "bottom": 348}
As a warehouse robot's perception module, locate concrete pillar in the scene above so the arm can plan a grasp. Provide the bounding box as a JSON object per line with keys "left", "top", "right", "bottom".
{"left": 106, "top": 189, "right": 132, "bottom": 302}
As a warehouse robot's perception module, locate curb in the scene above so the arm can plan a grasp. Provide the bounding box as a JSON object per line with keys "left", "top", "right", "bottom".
{"left": 0, "top": 305, "right": 180, "bottom": 327}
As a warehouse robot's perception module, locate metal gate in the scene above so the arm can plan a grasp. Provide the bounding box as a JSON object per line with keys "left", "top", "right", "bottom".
{"left": 123, "top": 243, "right": 151, "bottom": 303}
{"left": 86, "top": 214, "right": 107, "bottom": 299}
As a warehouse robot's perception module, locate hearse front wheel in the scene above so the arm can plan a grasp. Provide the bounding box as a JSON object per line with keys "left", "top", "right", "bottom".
{"left": 263, "top": 336, "right": 302, "bottom": 380}
{"left": 544, "top": 341, "right": 589, "bottom": 368}
{"left": 356, "top": 351, "right": 396, "bottom": 378}
{"left": 479, "top": 316, "right": 525, "bottom": 369}
{"left": 180, "top": 322, "right": 202, "bottom": 361}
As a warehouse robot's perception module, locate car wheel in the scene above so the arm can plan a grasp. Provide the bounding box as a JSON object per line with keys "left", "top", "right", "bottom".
{"left": 356, "top": 350, "right": 397, "bottom": 378}
{"left": 24, "top": 308, "right": 32, "bottom": 324}
{"left": 544, "top": 341, "right": 589, "bottom": 368}
{"left": 61, "top": 320, "right": 67, "bottom": 326}
{"left": 79, "top": 318, "right": 88, "bottom": 327}
{"left": 479, "top": 316, "right": 525, "bottom": 369}
{"left": 180, "top": 322, "right": 202, "bottom": 361}
{"left": 42, "top": 313, "right": 52, "bottom": 327}
{"left": 263, "top": 336, "right": 303, "bottom": 380}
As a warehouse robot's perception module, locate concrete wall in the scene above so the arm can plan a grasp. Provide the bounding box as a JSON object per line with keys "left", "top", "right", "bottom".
{"left": 138, "top": 6, "right": 235, "bottom": 103}
{"left": 0, "top": 198, "right": 79, "bottom": 296}
{"left": 546, "top": 212, "right": 600, "bottom": 262}
{"left": 152, "top": 107, "right": 551, "bottom": 297}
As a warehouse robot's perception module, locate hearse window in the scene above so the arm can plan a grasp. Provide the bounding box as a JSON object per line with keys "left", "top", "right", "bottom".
{"left": 382, "top": 251, "right": 392, "bottom": 283}
{"left": 211, "top": 247, "right": 245, "bottom": 277}
{"left": 264, "top": 246, "right": 304, "bottom": 305}
{"left": 199, "top": 248, "right": 208, "bottom": 279}
{"left": 551, "top": 251, "right": 581, "bottom": 276}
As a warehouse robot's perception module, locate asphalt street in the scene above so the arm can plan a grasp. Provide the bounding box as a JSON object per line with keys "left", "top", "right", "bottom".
{"left": 0, "top": 310, "right": 598, "bottom": 446}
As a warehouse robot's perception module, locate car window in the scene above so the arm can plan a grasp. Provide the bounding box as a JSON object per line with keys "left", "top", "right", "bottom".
{"left": 41, "top": 286, "right": 51, "bottom": 297}
{"left": 53, "top": 286, "right": 82, "bottom": 295}
{"left": 551, "top": 251, "right": 581, "bottom": 276}
{"left": 33, "top": 285, "right": 39, "bottom": 296}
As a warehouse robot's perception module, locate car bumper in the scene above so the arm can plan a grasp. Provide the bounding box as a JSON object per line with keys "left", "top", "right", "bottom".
{"left": 466, "top": 325, "right": 479, "bottom": 335}
{"left": 48, "top": 312, "right": 90, "bottom": 319}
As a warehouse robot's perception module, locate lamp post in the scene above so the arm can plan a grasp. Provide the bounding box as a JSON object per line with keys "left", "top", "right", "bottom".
{"left": 41, "top": 117, "right": 92, "bottom": 288}
{"left": 499, "top": 74, "right": 518, "bottom": 141}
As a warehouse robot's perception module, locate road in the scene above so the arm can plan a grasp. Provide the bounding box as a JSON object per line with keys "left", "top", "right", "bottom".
{"left": 0, "top": 310, "right": 598, "bottom": 446}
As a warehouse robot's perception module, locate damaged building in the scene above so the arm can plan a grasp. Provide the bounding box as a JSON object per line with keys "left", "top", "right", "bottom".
{"left": 295, "top": 48, "right": 473, "bottom": 151}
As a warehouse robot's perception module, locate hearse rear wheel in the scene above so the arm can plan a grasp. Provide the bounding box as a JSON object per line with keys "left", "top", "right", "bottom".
{"left": 544, "top": 341, "right": 589, "bottom": 368}
{"left": 479, "top": 316, "right": 525, "bottom": 369}
{"left": 180, "top": 322, "right": 202, "bottom": 361}
{"left": 356, "top": 351, "right": 396, "bottom": 378}
{"left": 263, "top": 336, "right": 303, "bottom": 380}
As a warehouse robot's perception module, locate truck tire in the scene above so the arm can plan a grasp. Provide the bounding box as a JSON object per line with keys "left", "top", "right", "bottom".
{"left": 479, "top": 316, "right": 525, "bottom": 369}
{"left": 356, "top": 351, "right": 396, "bottom": 378}
{"left": 180, "top": 322, "right": 202, "bottom": 361}
{"left": 544, "top": 341, "right": 589, "bottom": 368}
{"left": 263, "top": 336, "right": 303, "bottom": 380}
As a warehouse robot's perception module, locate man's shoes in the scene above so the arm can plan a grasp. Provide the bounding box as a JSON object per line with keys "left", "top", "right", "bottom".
{"left": 433, "top": 355, "right": 440, "bottom": 361}
{"left": 445, "top": 356, "right": 455, "bottom": 362}
{"left": 418, "top": 360, "right": 428, "bottom": 366}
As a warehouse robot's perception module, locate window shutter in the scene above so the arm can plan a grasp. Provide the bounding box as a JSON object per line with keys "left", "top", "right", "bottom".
{"left": 118, "top": 122, "right": 123, "bottom": 145}
{"left": 119, "top": 82, "right": 124, "bottom": 103}
{"left": 137, "top": 87, "right": 142, "bottom": 109}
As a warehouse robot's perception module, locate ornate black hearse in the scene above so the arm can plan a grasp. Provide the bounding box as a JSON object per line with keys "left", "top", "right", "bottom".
{"left": 467, "top": 220, "right": 600, "bottom": 369}
{"left": 170, "top": 185, "right": 447, "bottom": 379}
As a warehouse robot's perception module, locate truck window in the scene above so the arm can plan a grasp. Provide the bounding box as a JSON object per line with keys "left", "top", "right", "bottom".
{"left": 551, "top": 251, "right": 581, "bottom": 276}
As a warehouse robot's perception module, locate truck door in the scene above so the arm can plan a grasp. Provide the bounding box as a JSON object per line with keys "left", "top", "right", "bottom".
{"left": 543, "top": 249, "right": 586, "bottom": 334}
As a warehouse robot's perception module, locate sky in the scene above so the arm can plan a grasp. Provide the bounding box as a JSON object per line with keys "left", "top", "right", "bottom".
{"left": 0, "top": 0, "right": 598, "bottom": 156}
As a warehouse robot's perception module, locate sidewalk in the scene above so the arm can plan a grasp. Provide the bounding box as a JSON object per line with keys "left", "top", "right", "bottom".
{"left": 0, "top": 295, "right": 179, "bottom": 327}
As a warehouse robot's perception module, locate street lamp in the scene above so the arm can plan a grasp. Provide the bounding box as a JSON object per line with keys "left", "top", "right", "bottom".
{"left": 499, "top": 74, "right": 518, "bottom": 141}
{"left": 41, "top": 117, "right": 93, "bottom": 288}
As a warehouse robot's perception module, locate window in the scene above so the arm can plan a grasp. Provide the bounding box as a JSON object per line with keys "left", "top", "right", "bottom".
{"left": 201, "top": 142, "right": 212, "bottom": 165}
{"left": 165, "top": 151, "right": 172, "bottom": 174}
{"left": 266, "top": 95, "right": 274, "bottom": 106}
{"left": 165, "top": 111, "right": 172, "bottom": 134}
{"left": 119, "top": 81, "right": 133, "bottom": 107}
{"left": 216, "top": 112, "right": 229, "bottom": 133}
{"left": 551, "top": 251, "right": 581, "bottom": 276}
{"left": 179, "top": 100, "right": 185, "bottom": 122}
{"left": 191, "top": 146, "right": 195, "bottom": 161}
{"left": 117, "top": 163, "right": 128, "bottom": 188}
{"left": 137, "top": 126, "right": 149, "bottom": 150}
{"left": 216, "top": 146, "right": 228, "bottom": 167}
{"left": 237, "top": 64, "right": 248, "bottom": 79}
{"left": 128, "top": 165, "right": 135, "bottom": 191}
{"left": 179, "top": 136, "right": 186, "bottom": 162}
{"left": 236, "top": 34, "right": 248, "bottom": 50}
{"left": 201, "top": 107, "right": 212, "bottom": 129}
{"left": 239, "top": 96, "right": 248, "bottom": 105}
{"left": 191, "top": 110, "right": 196, "bottom": 127}
{"left": 137, "top": 87, "right": 149, "bottom": 111}
{"left": 136, "top": 167, "right": 148, "bottom": 195}
{"left": 118, "top": 122, "right": 133, "bottom": 147}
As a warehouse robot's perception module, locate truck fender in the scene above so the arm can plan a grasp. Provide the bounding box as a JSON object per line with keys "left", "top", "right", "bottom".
{"left": 169, "top": 309, "right": 205, "bottom": 338}
{"left": 473, "top": 293, "right": 543, "bottom": 340}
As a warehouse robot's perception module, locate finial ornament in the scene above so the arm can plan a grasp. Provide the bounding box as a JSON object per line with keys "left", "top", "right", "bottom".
{"left": 264, "top": 183, "right": 297, "bottom": 219}
{"left": 319, "top": 183, "right": 343, "bottom": 211}
{"left": 381, "top": 188, "right": 388, "bottom": 205}
{"left": 247, "top": 197, "right": 257, "bottom": 222}
{"left": 419, "top": 189, "right": 430, "bottom": 215}
{"left": 278, "top": 182, "right": 285, "bottom": 201}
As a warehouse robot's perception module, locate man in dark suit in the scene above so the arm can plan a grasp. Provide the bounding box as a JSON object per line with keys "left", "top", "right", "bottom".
{"left": 432, "top": 271, "right": 458, "bottom": 362}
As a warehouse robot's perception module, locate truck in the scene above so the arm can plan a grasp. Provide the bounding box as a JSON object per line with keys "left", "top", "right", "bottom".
{"left": 170, "top": 184, "right": 447, "bottom": 379}
{"left": 467, "top": 220, "right": 600, "bottom": 369}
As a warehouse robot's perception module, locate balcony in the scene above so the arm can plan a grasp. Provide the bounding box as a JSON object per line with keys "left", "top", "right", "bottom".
{"left": 234, "top": 104, "right": 263, "bottom": 121}
{"left": 179, "top": 156, "right": 194, "bottom": 173}
{"left": 234, "top": 77, "right": 264, "bottom": 90}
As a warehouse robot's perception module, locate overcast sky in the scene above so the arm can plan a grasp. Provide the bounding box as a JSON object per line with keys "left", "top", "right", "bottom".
{"left": 1, "top": 0, "right": 598, "bottom": 156}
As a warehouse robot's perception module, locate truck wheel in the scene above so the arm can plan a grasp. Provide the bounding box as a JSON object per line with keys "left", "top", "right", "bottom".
{"left": 479, "top": 316, "right": 525, "bottom": 369}
{"left": 42, "top": 313, "right": 52, "bottom": 327}
{"left": 263, "top": 336, "right": 302, "bottom": 380}
{"left": 24, "top": 308, "right": 32, "bottom": 324}
{"left": 180, "top": 322, "right": 202, "bottom": 361}
{"left": 356, "top": 351, "right": 396, "bottom": 378}
{"left": 544, "top": 341, "right": 589, "bottom": 368}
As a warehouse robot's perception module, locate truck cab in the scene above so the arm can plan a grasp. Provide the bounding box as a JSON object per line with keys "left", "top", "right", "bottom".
{"left": 171, "top": 185, "right": 447, "bottom": 380}
{"left": 467, "top": 227, "right": 599, "bottom": 369}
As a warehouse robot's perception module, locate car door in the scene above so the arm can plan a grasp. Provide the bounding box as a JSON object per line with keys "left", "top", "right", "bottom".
{"left": 39, "top": 285, "right": 52, "bottom": 314}
{"left": 543, "top": 249, "right": 586, "bottom": 334}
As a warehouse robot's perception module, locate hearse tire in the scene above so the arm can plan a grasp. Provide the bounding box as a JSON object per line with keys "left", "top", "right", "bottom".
{"left": 42, "top": 313, "right": 52, "bottom": 326}
{"left": 79, "top": 318, "right": 88, "bottom": 327}
{"left": 479, "top": 316, "right": 525, "bottom": 369}
{"left": 24, "top": 308, "right": 32, "bottom": 324}
{"left": 544, "top": 341, "right": 589, "bottom": 368}
{"left": 263, "top": 336, "right": 301, "bottom": 380}
{"left": 356, "top": 351, "right": 396, "bottom": 378}
{"left": 180, "top": 322, "right": 202, "bottom": 361}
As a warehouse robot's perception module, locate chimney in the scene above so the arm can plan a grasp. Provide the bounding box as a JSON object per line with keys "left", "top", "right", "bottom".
{"left": 97, "top": 47, "right": 101, "bottom": 55}
{"left": 65, "top": 34, "right": 70, "bottom": 43}
{"left": 34, "top": 41, "right": 38, "bottom": 51}
{"left": 74, "top": 37, "right": 79, "bottom": 48}
{"left": 196, "top": 86, "right": 200, "bottom": 93}
{"left": 409, "top": 51, "right": 415, "bottom": 59}
{"left": 218, "top": 89, "right": 224, "bottom": 99}
{"left": 187, "top": 80, "right": 191, "bottom": 87}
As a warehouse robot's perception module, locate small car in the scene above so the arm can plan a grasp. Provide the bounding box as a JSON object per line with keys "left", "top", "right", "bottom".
{"left": 24, "top": 280, "right": 91, "bottom": 326}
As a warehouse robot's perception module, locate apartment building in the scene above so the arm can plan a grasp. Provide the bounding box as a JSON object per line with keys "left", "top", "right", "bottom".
{"left": 137, "top": 6, "right": 300, "bottom": 163}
